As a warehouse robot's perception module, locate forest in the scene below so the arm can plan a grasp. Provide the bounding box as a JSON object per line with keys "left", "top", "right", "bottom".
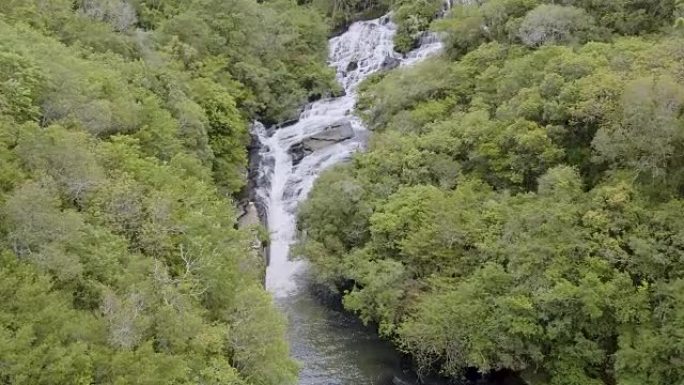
{"left": 3, "top": 0, "right": 684, "bottom": 384}
{"left": 0, "top": 0, "right": 342, "bottom": 384}
{"left": 297, "top": 0, "right": 684, "bottom": 384}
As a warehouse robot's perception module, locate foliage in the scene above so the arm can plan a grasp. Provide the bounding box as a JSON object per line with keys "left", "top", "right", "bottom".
{"left": 435, "top": 0, "right": 677, "bottom": 59}
{"left": 298, "top": 1, "right": 684, "bottom": 384}
{"left": 392, "top": 0, "right": 445, "bottom": 53}
{"left": 518, "top": 4, "right": 597, "bottom": 47}
{"left": 0, "top": 0, "right": 338, "bottom": 382}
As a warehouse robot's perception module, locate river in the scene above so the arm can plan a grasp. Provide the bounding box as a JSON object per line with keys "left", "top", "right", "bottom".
{"left": 252, "top": 14, "right": 446, "bottom": 385}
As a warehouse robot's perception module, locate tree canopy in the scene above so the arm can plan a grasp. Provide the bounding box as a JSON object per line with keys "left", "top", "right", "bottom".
{"left": 0, "top": 0, "right": 341, "bottom": 383}
{"left": 298, "top": 1, "right": 684, "bottom": 384}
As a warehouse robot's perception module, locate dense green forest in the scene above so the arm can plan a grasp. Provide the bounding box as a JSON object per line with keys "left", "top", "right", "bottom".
{"left": 0, "top": 0, "right": 339, "bottom": 384}
{"left": 298, "top": 1, "right": 684, "bottom": 384}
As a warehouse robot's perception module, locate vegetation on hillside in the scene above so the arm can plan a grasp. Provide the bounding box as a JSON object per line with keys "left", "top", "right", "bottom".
{"left": 297, "top": 1, "right": 684, "bottom": 384}
{"left": 0, "top": 0, "right": 337, "bottom": 383}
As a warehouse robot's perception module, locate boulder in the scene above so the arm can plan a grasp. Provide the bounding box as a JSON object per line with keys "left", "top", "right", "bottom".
{"left": 381, "top": 55, "right": 401, "bottom": 71}
{"left": 288, "top": 120, "right": 354, "bottom": 165}
{"left": 308, "top": 120, "right": 354, "bottom": 142}
{"left": 346, "top": 60, "right": 358, "bottom": 72}
{"left": 288, "top": 142, "right": 312, "bottom": 166}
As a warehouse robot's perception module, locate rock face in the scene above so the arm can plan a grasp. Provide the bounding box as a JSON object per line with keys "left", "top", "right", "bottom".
{"left": 245, "top": 124, "right": 271, "bottom": 224}
{"left": 237, "top": 201, "right": 267, "bottom": 284}
{"left": 288, "top": 120, "right": 354, "bottom": 165}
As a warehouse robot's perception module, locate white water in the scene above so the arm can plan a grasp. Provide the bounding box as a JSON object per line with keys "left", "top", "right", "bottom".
{"left": 256, "top": 16, "right": 443, "bottom": 297}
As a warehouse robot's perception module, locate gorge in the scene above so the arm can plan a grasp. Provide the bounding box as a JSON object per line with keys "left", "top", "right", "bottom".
{"left": 251, "top": 13, "right": 445, "bottom": 385}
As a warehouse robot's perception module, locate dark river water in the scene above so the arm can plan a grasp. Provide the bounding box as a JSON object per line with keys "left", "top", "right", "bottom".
{"left": 279, "top": 280, "right": 412, "bottom": 385}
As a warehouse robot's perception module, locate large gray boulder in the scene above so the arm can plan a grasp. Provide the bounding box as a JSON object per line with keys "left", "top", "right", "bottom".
{"left": 288, "top": 120, "right": 354, "bottom": 165}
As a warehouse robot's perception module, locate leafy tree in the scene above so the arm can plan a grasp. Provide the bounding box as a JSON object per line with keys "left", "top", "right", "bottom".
{"left": 518, "top": 4, "right": 597, "bottom": 47}
{"left": 393, "top": 0, "right": 445, "bottom": 53}
{"left": 593, "top": 75, "right": 684, "bottom": 188}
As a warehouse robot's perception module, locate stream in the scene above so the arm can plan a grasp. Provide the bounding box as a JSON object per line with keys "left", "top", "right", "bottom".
{"left": 252, "top": 13, "right": 446, "bottom": 385}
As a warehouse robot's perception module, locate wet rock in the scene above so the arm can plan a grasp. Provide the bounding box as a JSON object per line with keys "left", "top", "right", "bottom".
{"left": 243, "top": 126, "right": 265, "bottom": 207}
{"left": 257, "top": 155, "right": 274, "bottom": 187}
{"left": 381, "top": 55, "right": 401, "bottom": 71}
{"left": 346, "top": 60, "right": 358, "bottom": 72}
{"left": 418, "top": 31, "right": 440, "bottom": 46}
{"left": 309, "top": 120, "right": 354, "bottom": 142}
{"left": 276, "top": 116, "right": 300, "bottom": 130}
{"left": 245, "top": 122, "right": 272, "bottom": 226}
{"left": 288, "top": 120, "right": 354, "bottom": 165}
{"left": 282, "top": 176, "right": 303, "bottom": 202}
{"left": 238, "top": 202, "right": 260, "bottom": 228}
{"left": 288, "top": 142, "right": 312, "bottom": 165}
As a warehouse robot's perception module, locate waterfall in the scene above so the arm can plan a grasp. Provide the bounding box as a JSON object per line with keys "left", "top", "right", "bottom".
{"left": 254, "top": 15, "right": 443, "bottom": 297}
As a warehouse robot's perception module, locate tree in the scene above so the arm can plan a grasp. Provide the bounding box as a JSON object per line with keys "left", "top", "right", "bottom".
{"left": 518, "top": 4, "right": 597, "bottom": 47}
{"left": 16, "top": 126, "right": 105, "bottom": 206}
{"left": 592, "top": 75, "right": 684, "bottom": 187}
{"left": 3, "top": 181, "right": 85, "bottom": 281}
{"left": 0, "top": 51, "right": 43, "bottom": 123}
{"left": 79, "top": 0, "right": 138, "bottom": 32}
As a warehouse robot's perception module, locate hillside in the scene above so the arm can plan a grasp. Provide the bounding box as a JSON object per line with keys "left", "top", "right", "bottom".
{"left": 297, "top": 1, "right": 684, "bottom": 384}
{"left": 0, "top": 1, "right": 337, "bottom": 384}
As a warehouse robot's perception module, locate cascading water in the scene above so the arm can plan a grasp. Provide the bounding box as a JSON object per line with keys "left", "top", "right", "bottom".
{"left": 257, "top": 16, "right": 443, "bottom": 297}
{"left": 252, "top": 14, "right": 445, "bottom": 385}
